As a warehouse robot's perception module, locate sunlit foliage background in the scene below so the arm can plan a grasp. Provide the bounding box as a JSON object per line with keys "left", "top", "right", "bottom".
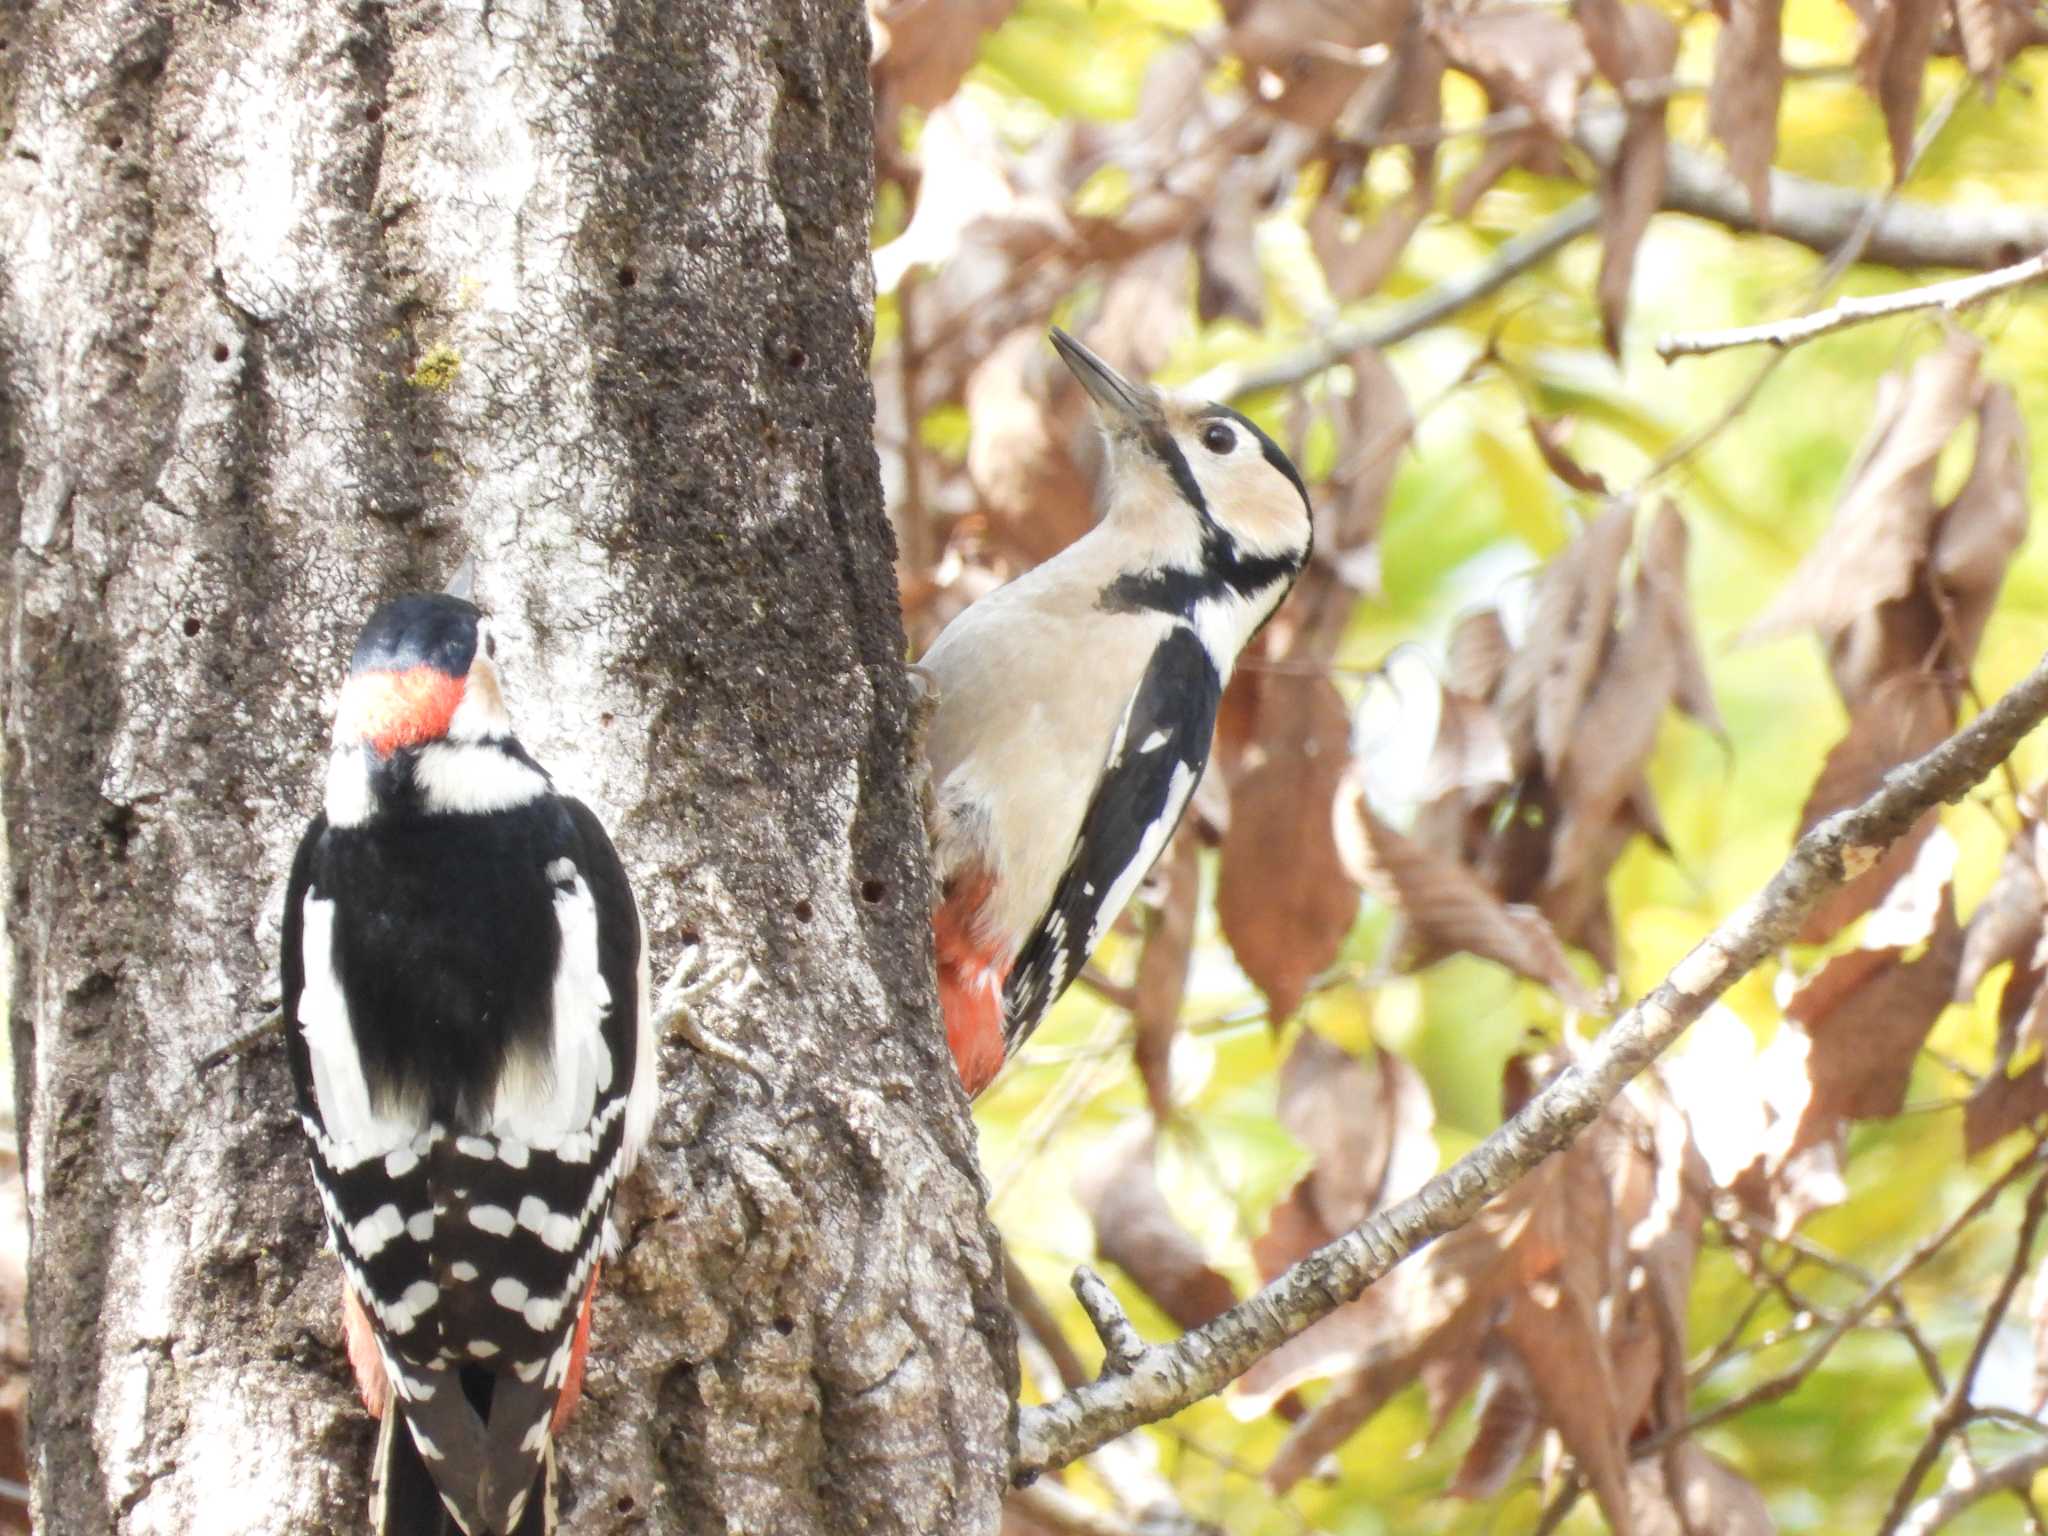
{"left": 870, "top": 0, "right": 2048, "bottom": 1531}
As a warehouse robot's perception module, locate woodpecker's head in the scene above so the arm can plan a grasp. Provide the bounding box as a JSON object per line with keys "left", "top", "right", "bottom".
{"left": 333, "top": 593, "right": 511, "bottom": 757}
{"left": 1050, "top": 327, "right": 1312, "bottom": 578}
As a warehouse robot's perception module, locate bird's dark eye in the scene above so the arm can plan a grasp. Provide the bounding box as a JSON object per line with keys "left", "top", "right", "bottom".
{"left": 1199, "top": 421, "right": 1236, "bottom": 455}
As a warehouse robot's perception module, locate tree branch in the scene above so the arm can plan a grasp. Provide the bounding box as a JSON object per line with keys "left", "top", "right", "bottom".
{"left": 1896, "top": 1443, "right": 2048, "bottom": 1536}
{"left": 1191, "top": 198, "right": 1600, "bottom": 403}
{"left": 1656, "top": 249, "right": 2048, "bottom": 360}
{"left": 1577, "top": 108, "right": 2048, "bottom": 270}
{"left": 1014, "top": 647, "right": 2048, "bottom": 1479}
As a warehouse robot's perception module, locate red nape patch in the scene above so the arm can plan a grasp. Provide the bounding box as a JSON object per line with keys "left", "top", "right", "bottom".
{"left": 934, "top": 873, "right": 1008, "bottom": 1099}
{"left": 336, "top": 666, "right": 466, "bottom": 756}
{"left": 342, "top": 1280, "right": 389, "bottom": 1419}
{"left": 551, "top": 1264, "right": 604, "bottom": 1435}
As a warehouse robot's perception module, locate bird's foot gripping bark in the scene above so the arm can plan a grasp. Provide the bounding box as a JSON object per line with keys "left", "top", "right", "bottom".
{"left": 655, "top": 946, "right": 770, "bottom": 1092}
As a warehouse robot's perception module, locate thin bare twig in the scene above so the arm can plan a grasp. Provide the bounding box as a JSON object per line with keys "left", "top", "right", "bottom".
{"left": 1010, "top": 1479, "right": 1223, "bottom": 1536}
{"left": 1657, "top": 250, "right": 2048, "bottom": 360}
{"left": 1878, "top": 1173, "right": 2048, "bottom": 1535}
{"left": 1896, "top": 1443, "right": 2048, "bottom": 1536}
{"left": 1647, "top": 1140, "right": 2048, "bottom": 1453}
{"left": 1185, "top": 199, "right": 1600, "bottom": 403}
{"left": 1015, "top": 650, "right": 2048, "bottom": 1478}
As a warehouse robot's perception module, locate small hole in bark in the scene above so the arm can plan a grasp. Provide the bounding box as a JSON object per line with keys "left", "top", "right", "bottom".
{"left": 793, "top": 899, "right": 814, "bottom": 923}
{"left": 773, "top": 1315, "right": 795, "bottom": 1335}
{"left": 785, "top": 345, "right": 808, "bottom": 370}
{"left": 599, "top": 711, "right": 614, "bottom": 727}
{"left": 366, "top": 104, "right": 383, "bottom": 124}
{"left": 860, "top": 879, "right": 886, "bottom": 904}
{"left": 617, "top": 266, "right": 638, "bottom": 288}
{"left": 182, "top": 616, "right": 203, "bottom": 637}
{"left": 615, "top": 1495, "right": 636, "bottom": 1515}
{"left": 212, "top": 343, "right": 230, "bottom": 363}
{"left": 106, "top": 133, "right": 124, "bottom": 151}
{"left": 678, "top": 928, "right": 701, "bottom": 948}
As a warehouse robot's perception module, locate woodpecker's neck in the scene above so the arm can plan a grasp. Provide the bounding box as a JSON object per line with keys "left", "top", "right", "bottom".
{"left": 1090, "top": 523, "right": 1304, "bottom": 677}
{"left": 324, "top": 736, "right": 551, "bottom": 827}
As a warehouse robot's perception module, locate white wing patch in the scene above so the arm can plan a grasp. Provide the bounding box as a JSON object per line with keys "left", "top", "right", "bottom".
{"left": 298, "top": 894, "right": 423, "bottom": 1168}
{"left": 488, "top": 870, "right": 613, "bottom": 1141}
{"left": 621, "top": 904, "right": 656, "bottom": 1172}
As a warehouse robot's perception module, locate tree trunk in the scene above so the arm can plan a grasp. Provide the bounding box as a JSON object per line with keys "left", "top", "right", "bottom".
{"left": 0, "top": 1, "right": 1013, "bottom": 1531}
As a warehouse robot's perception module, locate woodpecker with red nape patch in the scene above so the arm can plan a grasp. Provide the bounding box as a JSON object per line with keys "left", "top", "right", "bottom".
{"left": 921, "top": 328, "right": 1313, "bottom": 1096}
{"left": 282, "top": 574, "right": 652, "bottom": 1536}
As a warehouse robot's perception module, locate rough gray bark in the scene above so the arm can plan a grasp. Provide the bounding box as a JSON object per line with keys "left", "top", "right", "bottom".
{"left": 0, "top": 2, "right": 1012, "bottom": 1532}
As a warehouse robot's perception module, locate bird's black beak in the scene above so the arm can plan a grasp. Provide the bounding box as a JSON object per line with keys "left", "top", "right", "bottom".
{"left": 1050, "top": 327, "right": 1158, "bottom": 428}
{"left": 443, "top": 555, "right": 479, "bottom": 603}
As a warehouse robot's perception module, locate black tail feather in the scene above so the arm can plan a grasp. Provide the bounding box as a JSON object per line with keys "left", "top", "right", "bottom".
{"left": 372, "top": 1399, "right": 555, "bottom": 1536}
{"left": 373, "top": 1407, "right": 459, "bottom": 1536}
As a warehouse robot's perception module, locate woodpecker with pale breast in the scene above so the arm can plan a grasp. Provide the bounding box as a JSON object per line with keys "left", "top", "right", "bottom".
{"left": 922, "top": 328, "right": 1313, "bottom": 1096}
{"left": 282, "top": 575, "right": 653, "bottom": 1536}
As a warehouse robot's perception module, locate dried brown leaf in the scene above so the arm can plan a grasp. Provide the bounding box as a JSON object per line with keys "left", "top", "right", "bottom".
{"left": 1196, "top": 164, "right": 1268, "bottom": 327}
{"left": 1931, "top": 380, "right": 2031, "bottom": 668}
{"left": 1964, "top": 1056, "right": 2048, "bottom": 1157}
{"left": 1280, "top": 1033, "right": 1437, "bottom": 1233}
{"left": 1629, "top": 1442, "right": 1777, "bottom": 1536}
{"left": 1217, "top": 679, "right": 1359, "bottom": 1023}
{"left": 965, "top": 328, "right": 1097, "bottom": 564}
{"left": 2031, "top": 1242, "right": 2048, "bottom": 1414}
{"left": 1339, "top": 777, "right": 1601, "bottom": 1009}
{"left": 870, "top": 0, "right": 1022, "bottom": 118}
{"left": 1133, "top": 835, "right": 1201, "bottom": 1120}
{"left": 1745, "top": 339, "right": 1981, "bottom": 649}
{"left": 1449, "top": 608, "right": 1513, "bottom": 701}
{"left": 1450, "top": 129, "right": 1544, "bottom": 217}
{"left": 1433, "top": 7, "right": 1595, "bottom": 137}
{"left": 1450, "top": 1351, "right": 1541, "bottom": 1500}
{"left": 1234, "top": 1183, "right": 1541, "bottom": 1411}
{"left": 1791, "top": 669, "right": 1952, "bottom": 943}
{"left": 1528, "top": 415, "right": 1609, "bottom": 494}
{"left": 1707, "top": 0, "right": 1785, "bottom": 223}
{"left": 1310, "top": 176, "right": 1431, "bottom": 303}
{"left": 1320, "top": 348, "right": 1410, "bottom": 582}
{"left": 1785, "top": 893, "right": 1960, "bottom": 1123}
{"left": 1418, "top": 689, "right": 1515, "bottom": 805}
{"left": 1956, "top": 0, "right": 2034, "bottom": 82}
{"left": 1549, "top": 552, "right": 1681, "bottom": 901}
{"left": 1498, "top": 501, "right": 1636, "bottom": 780}
{"left": 1593, "top": 5, "right": 1678, "bottom": 356}
{"left": 1076, "top": 1125, "right": 1238, "bottom": 1332}
{"left": 1639, "top": 502, "right": 1725, "bottom": 737}
{"left": 1500, "top": 1278, "right": 1634, "bottom": 1536}
{"left": 1858, "top": 0, "right": 1940, "bottom": 181}
{"left": 1956, "top": 826, "right": 2046, "bottom": 1001}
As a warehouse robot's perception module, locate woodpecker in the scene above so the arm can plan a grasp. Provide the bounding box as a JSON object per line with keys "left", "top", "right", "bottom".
{"left": 282, "top": 581, "right": 653, "bottom": 1536}
{"left": 922, "top": 328, "right": 1313, "bottom": 1096}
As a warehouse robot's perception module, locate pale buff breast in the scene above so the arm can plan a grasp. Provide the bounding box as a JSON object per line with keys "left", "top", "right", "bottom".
{"left": 920, "top": 541, "right": 1173, "bottom": 956}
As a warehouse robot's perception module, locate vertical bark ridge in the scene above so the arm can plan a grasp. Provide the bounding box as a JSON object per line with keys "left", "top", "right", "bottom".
{"left": 0, "top": 0, "right": 1010, "bottom": 1530}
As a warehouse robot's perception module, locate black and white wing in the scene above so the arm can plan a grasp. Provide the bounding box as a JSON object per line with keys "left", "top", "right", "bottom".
{"left": 283, "top": 797, "right": 651, "bottom": 1536}
{"left": 1002, "top": 625, "right": 1223, "bottom": 1048}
